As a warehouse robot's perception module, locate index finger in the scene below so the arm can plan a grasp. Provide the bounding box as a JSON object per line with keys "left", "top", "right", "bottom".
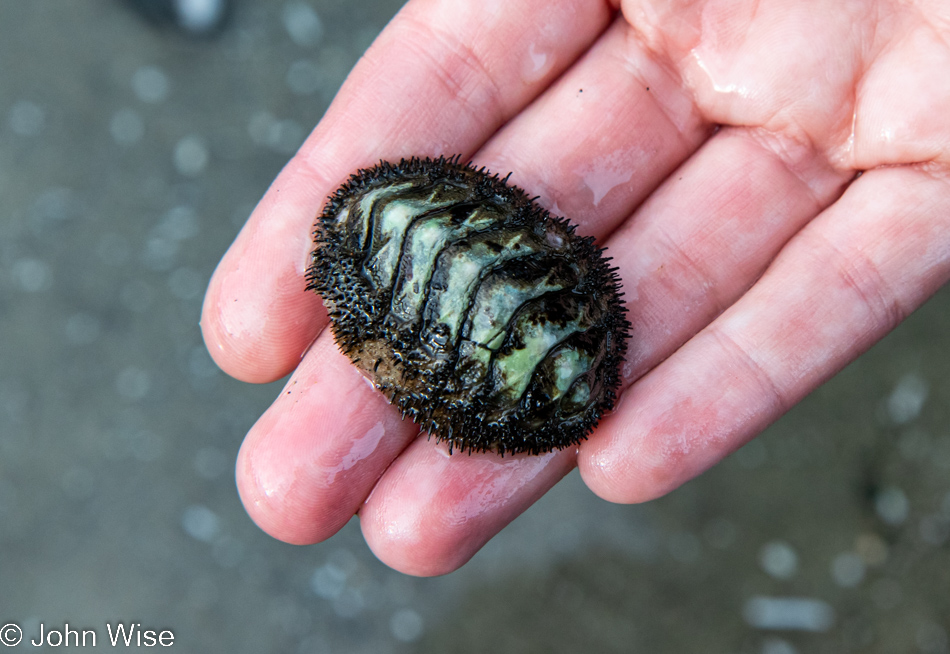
{"left": 201, "top": 0, "right": 619, "bottom": 382}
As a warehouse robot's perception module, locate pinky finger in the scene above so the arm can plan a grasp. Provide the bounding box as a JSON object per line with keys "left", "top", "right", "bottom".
{"left": 579, "top": 165, "right": 950, "bottom": 503}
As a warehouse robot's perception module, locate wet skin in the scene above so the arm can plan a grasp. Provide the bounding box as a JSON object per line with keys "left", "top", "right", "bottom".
{"left": 202, "top": 0, "right": 950, "bottom": 575}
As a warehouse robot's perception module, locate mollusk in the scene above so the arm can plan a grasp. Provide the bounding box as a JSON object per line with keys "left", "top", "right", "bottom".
{"left": 308, "top": 156, "right": 629, "bottom": 455}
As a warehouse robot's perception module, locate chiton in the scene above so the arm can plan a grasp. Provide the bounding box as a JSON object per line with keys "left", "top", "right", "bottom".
{"left": 307, "top": 156, "right": 629, "bottom": 455}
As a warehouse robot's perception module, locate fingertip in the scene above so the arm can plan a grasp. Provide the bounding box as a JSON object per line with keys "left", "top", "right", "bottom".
{"left": 357, "top": 443, "right": 481, "bottom": 576}
{"left": 200, "top": 152, "right": 334, "bottom": 383}
{"left": 235, "top": 417, "right": 327, "bottom": 545}
{"left": 200, "top": 250, "right": 327, "bottom": 384}
{"left": 577, "top": 415, "right": 680, "bottom": 505}
{"left": 234, "top": 402, "right": 356, "bottom": 546}
{"left": 234, "top": 336, "right": 423, "bottom": 547}
{"left": 360, "top": 443, "right": 575, "bottom": 576}
{"left": 577, "top": 443, "right": 659, "bottom": 505}
{"left": 360, "top": 500, "right": 477, "bottom": 578}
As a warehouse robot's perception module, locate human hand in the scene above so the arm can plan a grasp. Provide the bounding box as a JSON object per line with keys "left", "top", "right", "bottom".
{"left": 201, "top": 0, "right": 950, "bottom": 575}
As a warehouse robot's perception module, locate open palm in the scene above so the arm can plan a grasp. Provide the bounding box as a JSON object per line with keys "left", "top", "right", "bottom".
{"left": 201, "top": 0, "right": 950, "bottom": 575}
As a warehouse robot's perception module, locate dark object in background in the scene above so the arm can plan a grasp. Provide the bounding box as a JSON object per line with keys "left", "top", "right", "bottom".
{"left": 121, "top": 0, "right": 231, "bottom": 37}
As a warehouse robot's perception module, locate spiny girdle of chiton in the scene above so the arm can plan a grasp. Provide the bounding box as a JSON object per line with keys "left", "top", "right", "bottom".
{"left": 307, "top": 156, "right": 629, "bottom": 455}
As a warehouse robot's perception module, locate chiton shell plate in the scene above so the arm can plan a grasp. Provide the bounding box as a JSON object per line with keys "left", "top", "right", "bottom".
{"left": 308, "top": 156, "right": 629, "bottom": 455}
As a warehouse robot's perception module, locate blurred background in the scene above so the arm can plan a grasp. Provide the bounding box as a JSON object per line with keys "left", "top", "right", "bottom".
{"left": 2, "top": 1, "right": 949, "bottom": 652}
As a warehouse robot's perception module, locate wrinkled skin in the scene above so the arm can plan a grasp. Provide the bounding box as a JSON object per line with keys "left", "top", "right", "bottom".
{"left": 202, "top": 0, "right": 950, "bottom": 576}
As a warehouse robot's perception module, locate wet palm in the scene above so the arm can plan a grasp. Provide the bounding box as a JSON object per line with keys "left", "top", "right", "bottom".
{"left": 201, "top": 0, "right": 950, "bottom": 575}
